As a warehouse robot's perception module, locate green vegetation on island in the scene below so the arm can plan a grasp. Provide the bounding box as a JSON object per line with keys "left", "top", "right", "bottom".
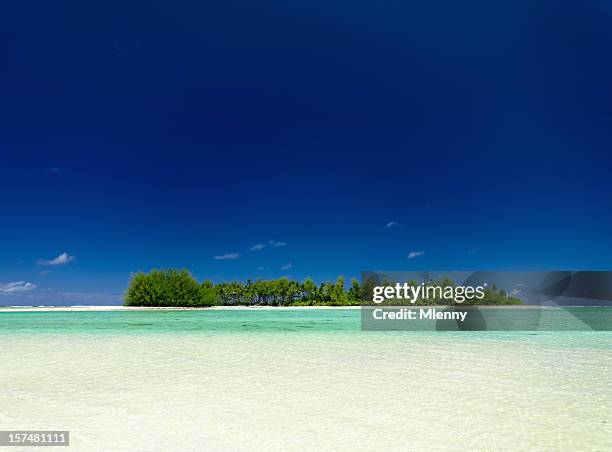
{"left": 125, "top": 269, "right": 362, "bottom": 307}
{"left": 124, "top": 269, "right": 522, "bottom": 307}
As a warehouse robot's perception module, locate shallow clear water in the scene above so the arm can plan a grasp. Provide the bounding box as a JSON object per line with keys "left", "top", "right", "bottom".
{"left": 1, "top": 309, "right": 611, "bottom": 451}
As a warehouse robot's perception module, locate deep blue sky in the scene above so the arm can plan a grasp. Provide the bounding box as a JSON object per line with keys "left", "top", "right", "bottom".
{"left": 1, "top": 1, "right": 612, "bottom": 304}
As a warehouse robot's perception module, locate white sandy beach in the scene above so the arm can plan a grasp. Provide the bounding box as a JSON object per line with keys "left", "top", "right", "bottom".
{"left": 0, "top": 305, "right": 361, "bottom": 312}
{"left": 0, "top": 305, "right": 556, "bottom": 313}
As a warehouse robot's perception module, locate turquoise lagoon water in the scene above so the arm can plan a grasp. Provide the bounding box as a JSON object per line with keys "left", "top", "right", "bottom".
{"left": 2, "top": 307, "right": 612, "bottom": 335}
{"left": 0, "top": 309, "right": 360, "bottom": 335}
{"left": 2, "top": 308, "right": 611, "bottom": 451}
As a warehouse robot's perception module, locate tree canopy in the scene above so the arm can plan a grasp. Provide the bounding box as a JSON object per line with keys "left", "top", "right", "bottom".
{"left": 124, "top": 270, "right": 522, "bottom": 307}
{"left": 124, "top": 270, "right": 362, "bottom": 307}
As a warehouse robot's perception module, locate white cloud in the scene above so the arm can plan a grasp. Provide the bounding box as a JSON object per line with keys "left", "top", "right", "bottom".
{"left": 407, "top": 250, "right": 425, "bottom": 259}
{"left": 0, "top": 287, "right": 122, "bottom": 305}
{"left": 281, "top": 262, "right": 292, "bottom": 270}
{"left": 39, "top": 270, "right": 51, "bottom": 276}
{"left": 213, "top": 253, "right": 240, "bottom": 260}
{"left": 269, "top": 240, "right": 286, "bottom": 247}
{"left": 250, "top": 243, "right": 265, "bottom": 251}
{"left": 38, "top": 252, "right": 75, "bottom": 266}
{"left": 385, "top": 221, "right": 400, "bottom": 229}
{"left": 257, "top": 266, "right": 265, "bottom": 271}
{"left": 0, "top": 281, "right": 37, "bottom": 294}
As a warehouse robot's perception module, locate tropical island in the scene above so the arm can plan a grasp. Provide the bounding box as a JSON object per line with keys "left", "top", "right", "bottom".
{"left": 124, "top": 269, "right": 522, "bottom": 307}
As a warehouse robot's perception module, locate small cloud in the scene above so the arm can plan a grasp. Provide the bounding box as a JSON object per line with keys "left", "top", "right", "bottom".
{"left": 269, "top": 240, "right": 286, "bottom": 247}
{"left": 38, "top": 252, "right": 75, "bottom": 266}
{"left": 213, "top": 253, "right": 240, "bottom": 260}
{"left": 0, "top": 281, "right": 37, "bottom": 294}
{"left": 281, "top": 262, "right": 292, "bottom": 270}
{"left": 510, "top": 288, "right": 521, "bottom": 297}
{"left": 48, "top": 167, "right": 60, "bottom": 172}
{"left": 385, "top": 221, "right": 400, "bottom": 229}
{"left": 0, "top": 288, "right": 122, "bottom": 305}
{"left": 257, "top": 266, "right": 265, "bottom": 271}
{"left": 467, "top": 249, "right": 477, "bottom": 254}
{"left": 250, "top": 243, "right": 265, "bottom": 251}
{"left": 407, "top": 250, "right": 425, "bottom": 259}
{"left": 39, "top": 270, "right": 52, "bottom": 276}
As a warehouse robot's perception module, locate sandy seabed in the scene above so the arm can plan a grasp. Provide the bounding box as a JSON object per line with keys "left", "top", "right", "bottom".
{"left": 2, "top": 326, "right": 612, "bottom": 451}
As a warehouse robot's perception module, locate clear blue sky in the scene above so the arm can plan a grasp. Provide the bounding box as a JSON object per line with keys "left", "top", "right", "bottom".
{"left": 1, "top": 1, "right": 612, "bottom": 304}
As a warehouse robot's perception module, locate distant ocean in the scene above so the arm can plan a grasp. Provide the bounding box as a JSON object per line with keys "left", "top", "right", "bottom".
{"left": 2, "top": 309, "right": 611, "bottom": 451}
